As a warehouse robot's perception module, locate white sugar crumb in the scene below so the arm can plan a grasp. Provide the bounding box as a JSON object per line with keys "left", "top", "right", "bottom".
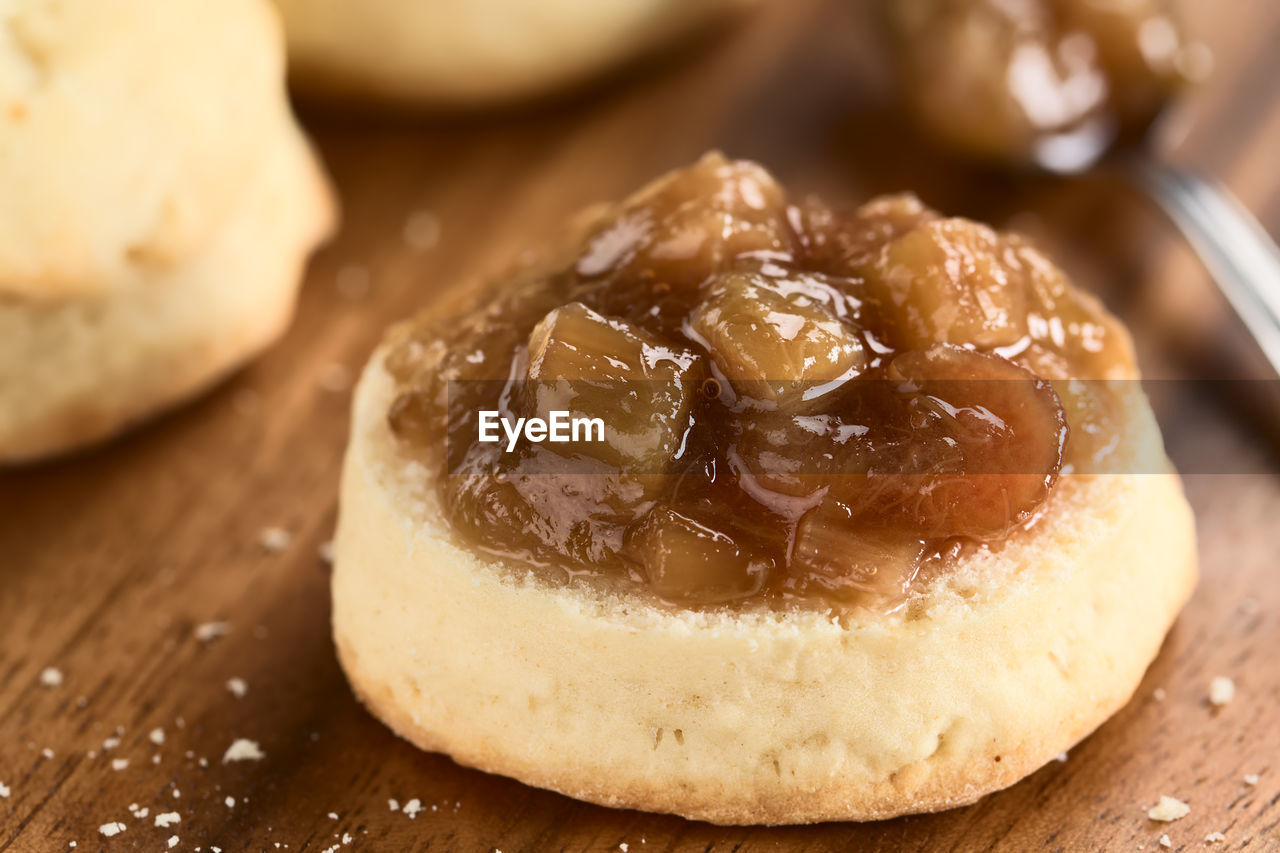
{"left": 223, "top": 738, "right": 265, "bottom": 763}
{"left": 342, "top": 833, "right": 352, "bottom": 844}
{"left": 194, "top": 622, "right": 230, "bottom": 643}
{"left": 226, "top": 677, "right": 248, "bottom": 698}
{"left": 99, "top": 822, "right": 126, "bottom": 837}
{"left": 327, "top": 812, "right": 339, "bottom": 820}
{"left": 168, "top": 836, "right": 180, "bottom": 848}
{"left": 402, "top": 798, "right": 422, "bottom": 818}
{"left": 173, "top": 788, "right": 181, "bottom": 799}
{"left": 1153, "top": 688, "right": 1167, "bottom": 701}
{"left": 1205, "top": 832, "right": 1226, "bottom": 844}
{"left": 41, "top": 748, "right": 53, "bottom": 759}
{"left": 111, "top": 758, "right": 128, "bottom": 771}
{"left": 0, "top": 782, "right": 9, "bottom": 798}
{"left": 1148, "top": 795, "right": 1190, "bottom": 822}
{"left": 403, "top": 211, "right": 441, "bottom": 251}
{"left": 336, "top": 264, "right": 371, "bottom": 300}
{"left": 1054, "top": 752, "right": 1068, "bottom": 763}
{"left": 259, "top": 526, "right": 292, "bottom": 552}
{"left": 1209, "top": 676, "right": 1235, "bottom": 707}
{"left": 318, "top": 541, "right": 335, "bottom": 565}
{"left": 1159, "top": 835, "right": 1172, "bottom": 848}
{"left": 387, "top": 799, "right": 399, "bottom": 812}
{"left": 1244, "top": 773, "right": 1260, "bottom": 786}
{"left": 620, "top": 845, "right": 630, "bottom": 852}
{"left": 103, "top": 736, "right": 120, "bottom": 751}
{"left": 225, "top": 796, "right": 236, "bottom": 808}
{"left": 150, "top": 727, "right": 165, "bottom": 745}
{"left": 39, "top": 666, "right": 63, "bottom": 687}
{"left": 155, "top": 812, "right": 180, "bottom": 828}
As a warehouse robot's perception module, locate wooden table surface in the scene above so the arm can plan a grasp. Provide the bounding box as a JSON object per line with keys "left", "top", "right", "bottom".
{"left": 3, "top": 1, "right": 1279, "bottom": 850}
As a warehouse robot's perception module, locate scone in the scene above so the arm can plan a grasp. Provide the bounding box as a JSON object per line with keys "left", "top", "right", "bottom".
{"left": 333, "top": 154, "right": 1196, "bottom": 824}
{"left": 271, "top": 0, "right": 754, "bottom": 106}
{"left": 0, "top": 0, "right": 335, "bottom": 463}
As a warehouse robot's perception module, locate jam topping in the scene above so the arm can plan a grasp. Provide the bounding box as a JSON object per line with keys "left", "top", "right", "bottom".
{"left": 385, "top": 153, "right": 1132, "bottom": 610}
{"left": 883, "top": 0, "right": 1201, "bottom": 166}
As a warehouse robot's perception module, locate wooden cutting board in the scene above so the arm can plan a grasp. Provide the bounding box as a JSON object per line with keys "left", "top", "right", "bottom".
{"left": 3, "top": 1, "right": 1279, "bottom": 850}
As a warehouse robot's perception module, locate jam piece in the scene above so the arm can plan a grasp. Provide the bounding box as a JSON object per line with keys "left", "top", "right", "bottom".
{"left": 863, "top": 218, "right": 1030, "bottom": 350}
{"left": 526, "top": 302, "right": 702, "bottom": 471}
{"left": 626, "top": 507, "right": 771, "bottom": 604}
{"left": 385, "top": 155, "right": 1130, "bottom": 612}
{"left": 689, "top": 271, "right": 866, "bottom": 409}
{"left": 790, "top": 502, "right": 927, "bottom": 604}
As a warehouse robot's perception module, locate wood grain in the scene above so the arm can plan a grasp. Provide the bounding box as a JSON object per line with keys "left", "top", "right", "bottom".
{"left": 3, "top": 0, "right": 1280, "bottom": 850}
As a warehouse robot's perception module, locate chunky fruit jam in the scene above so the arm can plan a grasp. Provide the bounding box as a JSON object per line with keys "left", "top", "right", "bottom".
{"left": 385, "top": 154, "right": 1132, "bottom": 609}
{"left": 883, "top": 0, "right": 1201, "bottom": 166}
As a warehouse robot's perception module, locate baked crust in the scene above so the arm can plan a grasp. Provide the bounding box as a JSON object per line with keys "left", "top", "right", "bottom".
{"left": 271, "top": 0, "right": 752, "bottom": 106}
{"left": 0, "top": 125, "right": 334, "bottom": 464}
{"left": 332, "top": 351, "right": 1197, "bottom": 824}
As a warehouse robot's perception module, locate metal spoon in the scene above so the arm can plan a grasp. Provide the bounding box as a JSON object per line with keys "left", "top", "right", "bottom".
{"left": 879, "top": 0, "right": 1280, "bottom": 376}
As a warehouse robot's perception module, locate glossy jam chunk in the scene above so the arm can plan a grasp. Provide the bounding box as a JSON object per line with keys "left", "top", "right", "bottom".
{"left": 884, "top": 0, "right": 1202, "bottom": 166}
{"left": 385, "top": 153, "right": 1132, "bottom": 611}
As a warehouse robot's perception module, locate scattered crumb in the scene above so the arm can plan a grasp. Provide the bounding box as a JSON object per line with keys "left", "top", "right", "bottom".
{"left": 226, "top": 678, "right": 248, "bottom": 699}
{"left": 403, "top": 211, "right": 441, "bottom": 252}
{"left": 99, "top": 823, "right": 126, "bottom": 837}
{"left": 225, "top": 796, "right": 235, "bottom": 808}
{"left": 328, "top": 812, "right": 339, "bottom": 820}
{"left": 173, "top": 788, "right": 181, "bottom": 799}
{"left": 1054, "top": 752, "right": 1068, "bottom": 763}
{"left": 194, "top": 622, "right": 230, "bottom": 643}
{"left": 39, "top": 667, "right": 63, "bottom": 687}
{"left": 111, "top": 758, "right": 128, "bottom": 771}
{"left": 41, "top": 748, "right": 53, "bottom": 759}
{"left": 168, "top": 836, "right": 179, "bottom": 849}
{"left": 135, "top": 809, "right": 149, "bottom": 819}
{"left": 152, "top": 755, "right": 161, "bottom": 765}
{"left": 336, "top": 264, "right": 371, "bottom": 300}
{"left": 155, "top": 812, "right": 180, "bottom": 828}
{"left": 620, "top": 845, "right": 629, "bottom": 852}
{"left": 150, "top": 727, "right": 165, "bottom": 745}
{"left": 223, "top": 739, "right": 265, "bottom": 763}
{"left": 318, "top": 541, "right": 335, "bottom": 565}
{"left": 1205, "top": 832, "right": 1226, "bottom": 844}
{"left": 1149, "top": 795, "right": 1190, "bottom": 822}
{"left": 342, "top": 833, "right": 352, "bottom": 845}
{"left": 198, "top": 757, "right": 208, "bottom": 768}
{"left": 387, "top": 799, "right": 399, "bottom": 812}
{"left": 1244, "top": 773, "right": 1260, "bottom": 786}
{"left": 1209, "top": 676, "right": 1235, "bottom": 707}
{"left": 103, "top": 736, "right": 121, "bottom": 751}
{"left": 1153, "top": 688, "right": 1167, "bottom": 702}
{"left": 318, "top": 363, "right": 351, "bottom": 393}
{"left": 1159, "top": 835, "right": 1172, "bottom": 849}
{"left": 0, "top": 782, "right": 9, "bottom": 798}
{"left": 402, "top": 798, "right": 422, "bottom": 818}
{"left": 259, "top": 527, "right": 292, "bottom": 553}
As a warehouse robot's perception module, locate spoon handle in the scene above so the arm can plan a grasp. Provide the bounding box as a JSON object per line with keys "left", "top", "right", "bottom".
{"left": 1125, "top": 159, "right": 1280, "bottom": 377}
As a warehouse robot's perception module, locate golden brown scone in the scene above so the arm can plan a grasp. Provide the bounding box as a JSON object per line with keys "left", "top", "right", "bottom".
{"left": 333, "top": 350, "right": 1195, "bottom": 825}
{"left": 0, "top": 0, "right": 335, "bottom": 463}
{"left": 271, "top": 0, "right": 754, "bottom": 106}
{"left": 333, "top": 157, "right": 1196, "bottom": 823}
